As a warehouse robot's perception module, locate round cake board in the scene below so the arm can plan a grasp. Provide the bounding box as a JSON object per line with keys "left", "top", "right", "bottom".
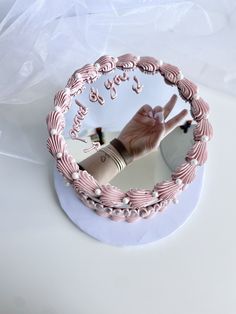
{"left": 53, "top": 164, "right": 205, "bottom": 247}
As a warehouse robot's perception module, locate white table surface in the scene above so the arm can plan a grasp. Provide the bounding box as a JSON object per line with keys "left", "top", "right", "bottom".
{"left": 0, "top": 82, "right": 236, "bottom": 314}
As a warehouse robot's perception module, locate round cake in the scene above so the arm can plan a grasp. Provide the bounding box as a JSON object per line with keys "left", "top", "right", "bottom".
{"left": 46, "top": 53, "right": 213, "bottom": 223}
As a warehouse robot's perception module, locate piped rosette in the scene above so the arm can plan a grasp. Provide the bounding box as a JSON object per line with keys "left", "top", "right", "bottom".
{"left": 125, "top": 209, "right": 141, "bottom": 223}
{"left": 47, "top": 134, "right": 66, "bottom": 159}
{"left": 159, "top": 63, "right": 182, "bottom": 86}
{"left": 66, "top": 74, "right": 84, "bottom": 96}
{"left": 56, "top": 152, "right": 79, "bottom": 182}
{"left": 82, "top": 198, "right": 97, "bottom": 211}
{"left": 75, "top": 64, "right": 99, "bottom": 84}
{"left": 54, "top": 89, "right": 71, "bottom": 113}
{"left": 99, "top": 184, "right": 126, "bottom": 208}
{"left": 46, "top": 110, "right": 65, "bottom": 135}
{"left": 94, "top": 55, "right": 118, "bottom": 73}
{"left": 193, "top": 119, "right": 213, "bottom": 142}
{"left": 172, "top": 162, "right": 197, "bottom": 185}
{"left": 139, "top": 206, "right": 156, "bottom": 219}
{"left": 109, "top": 209, "right": 126, "bottom": 222}
{"left": 116, "top": 53, "right": 140, "bottom": 70}
{"left": 155, "top": 180, "right": 182, "bottom": 204}
{"left": 186, "top": 141, "right": 208, "bottom": 166}
{"left": 73, "top": 170, "right": 100, "bottom": 198}
{"left": 137, "top": 56, "right": 160, "bottom": 74}
{"left": 190, "top": 97, "right": 210, "bottom": 122}
{"left": 126, "top": 188, "right": 159, "bottom": 209}
{"left": 177, "top": 78, "right": 198, "bottom": 101}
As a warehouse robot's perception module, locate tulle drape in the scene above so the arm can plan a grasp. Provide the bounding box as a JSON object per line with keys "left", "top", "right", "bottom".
{"left": 0, "top": 0, "right": 235, "bottom": 164}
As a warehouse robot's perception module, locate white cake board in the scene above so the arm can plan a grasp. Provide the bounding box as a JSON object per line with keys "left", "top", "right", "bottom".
{"left": 53, "top": 163, "right": 205, "bottom": 246}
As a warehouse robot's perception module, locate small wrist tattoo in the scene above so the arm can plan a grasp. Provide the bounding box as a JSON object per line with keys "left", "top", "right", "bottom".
{"left": 100, "top": 153, "right": 107, "bottom": 163}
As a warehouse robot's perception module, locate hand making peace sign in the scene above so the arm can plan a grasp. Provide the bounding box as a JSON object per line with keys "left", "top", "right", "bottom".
{"left": 118, "top": 94, "right": 188, "bottom": 161}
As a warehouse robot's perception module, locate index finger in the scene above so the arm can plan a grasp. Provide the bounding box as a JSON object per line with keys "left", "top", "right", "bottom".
{"left": 136, "top": 104, "right": 153, "bottom": 116}
{"left": 165, "top": 109, "right": 188, "bottom": 134}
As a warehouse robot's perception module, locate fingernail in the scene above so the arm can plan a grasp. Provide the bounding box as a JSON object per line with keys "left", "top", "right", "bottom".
{"left": 155, "top": 112, "right": 164, "bottom": 123}
{"left": 148, "top": 111, "right": 154, "bottom": 118}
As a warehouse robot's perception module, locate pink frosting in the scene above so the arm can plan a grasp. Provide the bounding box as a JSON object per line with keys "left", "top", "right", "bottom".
{"left": 109, "top": 209, "right": 126, "bottom": 222}
{"left": 155, "top": 180, "right": 181, "bottom": 201}
{"left": 186, "top": 141, "right": 208, "bottom": 166}
{"left": 47, "top": 134, "right": 66, "bottom": 157}
{"left": 172, "top": 162, "right": 196, "bottom": 184}
{"left": 177, "top": 78, "right": 198, "bottom": 101}
{"left": 139, "top": 207, "right": 150, "bottom": 218}
{"left": 84, "top": 199, "right": 97, "bottom": 210}
{"left": 100, "top": 184, "right": 125, "bottom": 207}
{"left": 76, "top": 64, "right": 99, "bottom": 84}
{"left": 81, "top": 199, "right": 110, "bottom": 218}
{"left": 193, "top": 119, "right": 213, "bottom": 141}
{"left": 139, "top": 206, "right": 156, "bottom": 219}
{"left": 126, "top": 209, "right": 141, "bottom": 223}
{"left": 127, "top": 189, "right": 158, "bottom": 209}
{"left": 156, "top": 200, "right": 170, "bottom": 212}
{"left": 46, "top": 111, "right": 65, "bottom": 135}
{"left": 137, "top": 56, "right": 160, "bottom": 74}
{"left": 66, "top": 74, "right": 85, "bottom": 95}
{"left": 70, "top": 101, "right": 88, "bottom": 141}
{"left": 159, "top": 63, "right": 182, "bottom": 85}
{"left": 116, "top": 53, "right": 140, "bottom": 70}
{"left": 190, "top": 97, "right": 210, "bottom": 122}
{"left": 95, "top": 55, "right": 117, "bottom": 73}
{"left": 94, "top": 204, "right": 111, "bottom": 218}
{"left": 73, "top": 170, "right": 100, "bottom": 197}
{"left": 54, "top": 89, "right": 72, "bottom": 113}
{"left": 56, "top": 152, "right": 79, "bottom": 182}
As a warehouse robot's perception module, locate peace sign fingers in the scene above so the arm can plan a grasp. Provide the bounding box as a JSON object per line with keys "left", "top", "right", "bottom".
{"left": 165, "top": 109, "right": 188, "bottom": 135}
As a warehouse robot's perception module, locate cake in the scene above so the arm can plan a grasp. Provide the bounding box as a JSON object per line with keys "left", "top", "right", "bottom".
{"left": 46, "top": 53, "right": 213, "bottom": 223}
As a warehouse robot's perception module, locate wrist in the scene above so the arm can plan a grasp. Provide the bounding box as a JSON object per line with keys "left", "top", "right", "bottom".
{"left": 100, "top": 143, "right": 126, "bottom": 172}
{"left": 110, "top": 138, "right": 134, "bottom": 165}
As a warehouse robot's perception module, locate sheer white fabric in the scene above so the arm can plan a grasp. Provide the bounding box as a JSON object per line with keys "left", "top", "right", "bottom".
{"left": 0, "top": 0, "right": 235, "bottom": 163}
